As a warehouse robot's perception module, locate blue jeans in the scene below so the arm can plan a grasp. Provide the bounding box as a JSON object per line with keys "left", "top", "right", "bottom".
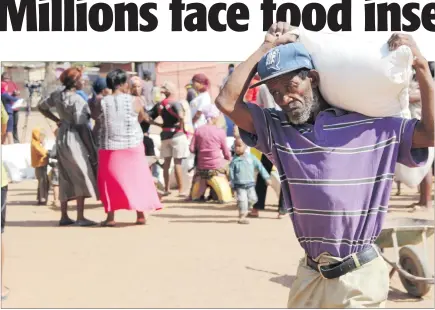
{"left": 235, "top": 186, "right": 258, "bottom": 213}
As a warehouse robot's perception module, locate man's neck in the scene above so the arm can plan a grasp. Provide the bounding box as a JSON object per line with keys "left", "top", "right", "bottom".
{"left": 307, "top": 96, "right": 330, "bottom": 124}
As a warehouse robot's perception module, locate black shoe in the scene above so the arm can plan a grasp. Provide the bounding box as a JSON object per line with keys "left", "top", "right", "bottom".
{"left": 59, "top": 218, "right": 75, "bottom": 226}
{"left": 75, "top": 219, "right": 97, "bottom": 227}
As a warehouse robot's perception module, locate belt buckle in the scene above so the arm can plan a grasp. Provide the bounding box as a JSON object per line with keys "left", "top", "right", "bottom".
{"left": 317, "top": 262, "right": 329, "bottom": 280}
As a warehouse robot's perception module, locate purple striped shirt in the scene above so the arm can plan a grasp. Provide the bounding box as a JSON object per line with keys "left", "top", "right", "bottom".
{"left": 240, "top": 103, "right": 428, "bottom": 259}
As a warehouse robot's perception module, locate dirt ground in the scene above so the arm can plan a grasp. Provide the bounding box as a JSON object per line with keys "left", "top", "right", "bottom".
{"left": 1, "top": 178, "right": 434, "bottom": 308}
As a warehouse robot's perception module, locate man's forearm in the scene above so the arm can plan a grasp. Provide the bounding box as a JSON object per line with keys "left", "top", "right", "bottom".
{"left": 216, "top": 43, "right": 274, "bottom": 115}
{"left": 415, "top": 60, "right": 435, "bottom": 141}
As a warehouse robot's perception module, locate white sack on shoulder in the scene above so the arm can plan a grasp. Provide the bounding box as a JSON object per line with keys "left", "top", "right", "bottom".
{"left": 296, "top": 28, "right": 413, "bottom": 117}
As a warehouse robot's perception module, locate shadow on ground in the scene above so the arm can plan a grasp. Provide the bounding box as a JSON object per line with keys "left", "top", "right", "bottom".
{"left": 246, "top": 266, "right": 296, "bottom": 289}
{"left": 153, "top": 213, "right": 235, "bottom": 219}
{"left": 7, "top": 220, "right": 140, "bottom": 228}
{"left": 387, "top": 287, "right": 426, "bottom": 303}
{"left": 169, "top": 219, "right": 236, "bottom": 224}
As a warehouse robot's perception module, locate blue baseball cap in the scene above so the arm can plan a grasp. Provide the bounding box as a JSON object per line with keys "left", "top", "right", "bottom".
{"left": 93, "top": 77, "right": 108, "bottom": 94}
{"left": 250, "top": 43, "right": 314, "bottom": 89}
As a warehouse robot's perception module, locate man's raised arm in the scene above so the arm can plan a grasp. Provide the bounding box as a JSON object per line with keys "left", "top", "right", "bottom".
{"left": 413, "top": 60, "right": 435, "bottom": 147}
{"left": 388, "top": 33, "right": 434, "bottom": 148}
{"left": 215, "top": 22, "right": 298, "bottom": 135}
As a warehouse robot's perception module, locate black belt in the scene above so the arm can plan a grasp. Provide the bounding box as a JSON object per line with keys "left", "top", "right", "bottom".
{"left": 306, "top": 246, "right": 379, "bottom": 279}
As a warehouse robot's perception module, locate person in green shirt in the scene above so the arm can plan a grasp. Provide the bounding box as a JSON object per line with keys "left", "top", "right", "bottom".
{"left": 1, "top": 103, "right": 10, "bottom": 300}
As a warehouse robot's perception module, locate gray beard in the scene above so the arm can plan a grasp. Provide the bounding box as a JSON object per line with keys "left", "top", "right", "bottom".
{"left": 286, "top": 88, "right": 321, "bottom": 125}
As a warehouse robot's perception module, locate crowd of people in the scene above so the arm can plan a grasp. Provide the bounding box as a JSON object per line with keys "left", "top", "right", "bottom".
{"left": 1, "top": 26, "right": 434, "bottom": 305}
{"left": 1, "top": 63, "right": 288, "bottom": 230}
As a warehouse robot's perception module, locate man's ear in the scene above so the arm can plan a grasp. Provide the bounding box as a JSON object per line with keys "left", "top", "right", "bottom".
{"left": 308, "top": 70, "right": 320, "bottom": 88}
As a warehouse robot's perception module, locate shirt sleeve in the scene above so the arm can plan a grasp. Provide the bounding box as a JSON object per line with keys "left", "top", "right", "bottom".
{"left": 397, "top": 118, "right": 429, "bottom": 168}
{"left": 189, "top": 132, "right": 197, "bottom": 154}
{"left": 253, "top": 154, "right": 271, "bottom": 181}
{"left": 2, "top": 93, "right": 18, "bottom": 103}
{"left": 220, "top": 130, "right": 231, "bottom": 161}
{"left": 172, "top": 102, "right": 183, "bottom": 118}
{"left": 147, "top": 105, "right": 159, "bottom": 120}
{"left": 196, "top": 94, "right": 211, "bottom": 112}
{"left": 229, "top": 159, "right": 235, "bottom": 184}
{"left": 239, "top": 103, "right": 273, "bottom": 156}
{"left": 38, "top": 92, "right": 57, "bottom": 111}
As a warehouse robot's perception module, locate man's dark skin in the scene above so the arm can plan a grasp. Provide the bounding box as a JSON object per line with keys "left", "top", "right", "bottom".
{"left": 216, "top": 22, "right": 434, "bottom": 150}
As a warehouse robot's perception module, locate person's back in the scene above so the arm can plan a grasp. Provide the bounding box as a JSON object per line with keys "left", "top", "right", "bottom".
{"left": 47, "top": 89, "right": 90, "bottom": 126}
{"left": 192, "top": 124, "right": 230, "bottom": 170}
{"left": 99, "top": 93, "right": 143, "bottom": 150}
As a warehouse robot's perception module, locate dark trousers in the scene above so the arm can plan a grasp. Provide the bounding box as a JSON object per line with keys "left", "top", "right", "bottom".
{"left": 253, "top": 154, "right": 285, "bottom": 213}
{"left": 1, "top": 186, "right": 8, "bottom": 233}
{"left": 13, "top": 110, "right": 19, "bottom": 143}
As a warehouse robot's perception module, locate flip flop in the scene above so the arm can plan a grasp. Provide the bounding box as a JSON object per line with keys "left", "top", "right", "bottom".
{"left": 247, "top": 212, "right": 259, "bottom": 218}
{"left": 135, "top": 219, "right": 146, "bottom": 225}
{"left": 238, "top": 218, "right": 250, "bottom": 224}
{"left": 75, "top": 219, "right": 98, "bottom": 227}
{"left": 59, "top": 218, "right": 75, "bottom": 226}
{"left": 100, "top": 220, "right": 116, "bottom": 227}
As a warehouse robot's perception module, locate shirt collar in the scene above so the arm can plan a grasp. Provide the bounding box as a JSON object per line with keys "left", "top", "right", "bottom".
{"left": 323, "top": 107, "right": 348, "bottom": 117}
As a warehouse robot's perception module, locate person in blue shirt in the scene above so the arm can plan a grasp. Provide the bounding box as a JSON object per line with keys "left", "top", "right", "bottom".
{"left": 229, "top": 137, "right": 271, "bottom": 224}
{"left": 1, "top": 82, "right": 19, "bottom": 144}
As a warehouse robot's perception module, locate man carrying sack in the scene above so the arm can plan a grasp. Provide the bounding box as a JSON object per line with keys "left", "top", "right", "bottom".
{"left": 216, "top": 22, "right": 433, "bottom": 308}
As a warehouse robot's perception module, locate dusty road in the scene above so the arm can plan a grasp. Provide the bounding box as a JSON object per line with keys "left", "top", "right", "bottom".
{"left": 1, "top": 180, "right": 434, "bottom": 308}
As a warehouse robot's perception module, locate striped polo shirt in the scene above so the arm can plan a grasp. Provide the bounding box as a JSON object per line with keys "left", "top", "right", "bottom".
{"left": 240, "top": 103, "right": 428, "bottom": 259}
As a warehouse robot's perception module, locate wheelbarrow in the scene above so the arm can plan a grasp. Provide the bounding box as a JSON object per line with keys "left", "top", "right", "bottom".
{"left": 375, "top": 218, "right": 434, "bottom": 298}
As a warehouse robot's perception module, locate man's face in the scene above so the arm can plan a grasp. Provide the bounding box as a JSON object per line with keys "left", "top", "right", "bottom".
{"left": 266, "top": 71, "right": 319, "bottom": 125}
{"left": 192, "top": 81, "right": 202, "bottom": 92}
{"left": 131, "top": 81, "right": 143, "bottom": 96}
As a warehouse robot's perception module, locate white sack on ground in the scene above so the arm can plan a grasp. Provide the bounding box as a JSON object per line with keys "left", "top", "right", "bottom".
{"left": 2, "top": 140, "right": 55, "bottom": 182}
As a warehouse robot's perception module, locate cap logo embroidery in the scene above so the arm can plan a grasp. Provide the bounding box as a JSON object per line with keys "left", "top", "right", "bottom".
{"left": 265, "top": 48, "right": 280, "bottom": 71}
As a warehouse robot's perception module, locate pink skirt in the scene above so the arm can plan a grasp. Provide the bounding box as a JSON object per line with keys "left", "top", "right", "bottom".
{"left": 98, "top": 144, "right": 162, "bottom": 213}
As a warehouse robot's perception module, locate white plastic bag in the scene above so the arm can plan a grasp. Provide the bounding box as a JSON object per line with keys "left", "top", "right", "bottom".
{"left": 297, "top": 29, "right": 413, "bottom": 117}
{"left": 394, "top": 148, "right": 435, "bottom": 188}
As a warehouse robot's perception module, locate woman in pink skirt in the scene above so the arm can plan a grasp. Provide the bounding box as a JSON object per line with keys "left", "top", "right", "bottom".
{"left": 97, "top": 69, "right": 162, "bottom": 227}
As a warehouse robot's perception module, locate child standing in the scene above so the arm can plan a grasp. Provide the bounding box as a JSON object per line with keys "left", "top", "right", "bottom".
{"left": 31, "top": 127, "right": 49, "bottom": 205}
{"left": 229, "top": 138, "right": 271, "bottom": 224}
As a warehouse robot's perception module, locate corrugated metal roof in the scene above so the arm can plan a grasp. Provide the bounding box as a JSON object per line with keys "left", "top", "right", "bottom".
{"left": 2, "top": 62, "right": 46, "bottom": 68}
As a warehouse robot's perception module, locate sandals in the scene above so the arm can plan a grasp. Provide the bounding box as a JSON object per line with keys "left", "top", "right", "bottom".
{"left": 59, "top": 218, "right": 75, "bottom": 226}
{"left": 100, "top": 220, "right": 116, "bottom": 227}
{"left": 238, "top": 218, "right": 250, "bottom": 225}
{"left": 75, "top": 219, "right": 98, "bottom": 227}
{"left": 135, "top": 219, "right": 146, "bottom": 225}
{"left": 162, "top": 191, "right": 171, "bottom": 197}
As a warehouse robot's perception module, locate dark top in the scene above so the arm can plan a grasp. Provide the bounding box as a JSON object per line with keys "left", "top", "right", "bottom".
{"left": 1, "top": 93, "right": 18, "bottom": 113}
{"left": 148, "top": 98, "right": 184, "bottom": 140}
{"left": 186, "top": 87, "right": 197, "bottom": 104}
